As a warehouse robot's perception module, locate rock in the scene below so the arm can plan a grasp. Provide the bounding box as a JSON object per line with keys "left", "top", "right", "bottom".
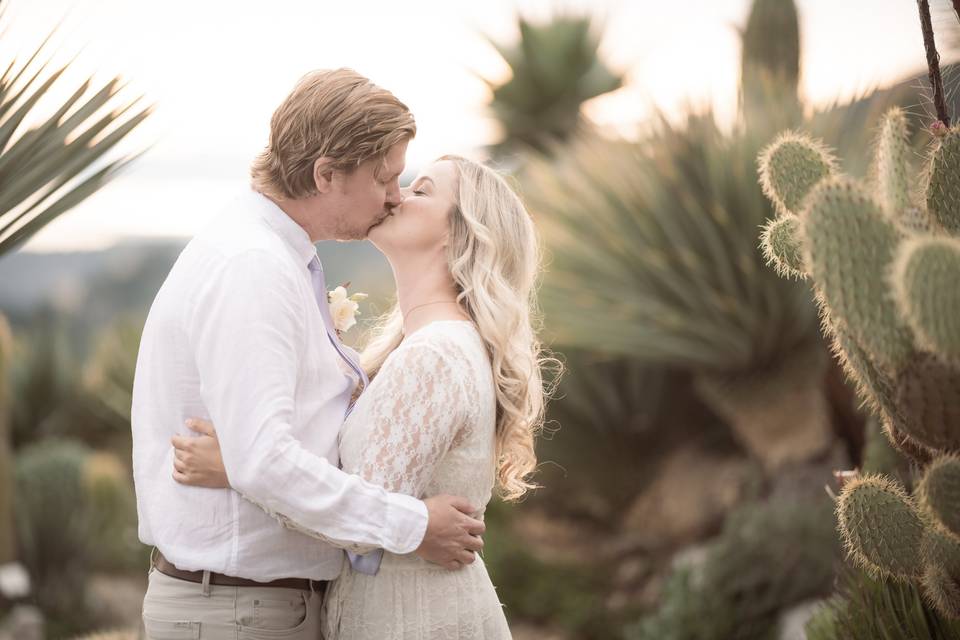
{"left": 622, "top": 447, "right": 754, "bottom": 549}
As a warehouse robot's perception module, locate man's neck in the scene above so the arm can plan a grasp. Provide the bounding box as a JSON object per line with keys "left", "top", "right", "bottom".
{"left": 268, "top": 194, "right": 333, "bottom": 242}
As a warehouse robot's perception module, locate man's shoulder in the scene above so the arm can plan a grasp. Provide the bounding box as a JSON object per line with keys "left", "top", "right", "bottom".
{"left": 190, "top": 194, "right": 296, "bottom": 270}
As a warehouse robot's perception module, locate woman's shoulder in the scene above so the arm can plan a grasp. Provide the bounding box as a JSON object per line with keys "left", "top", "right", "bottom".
{"left": 386, "top": 320, "right": 486, "bottom": 372}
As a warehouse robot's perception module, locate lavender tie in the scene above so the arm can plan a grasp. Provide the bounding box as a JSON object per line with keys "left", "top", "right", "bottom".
{"left": 307, "top": 256, "right": 383, "bottom": 576}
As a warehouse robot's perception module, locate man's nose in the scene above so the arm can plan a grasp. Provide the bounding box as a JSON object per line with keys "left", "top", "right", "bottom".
{"left": 386, "top": 188, "right": 404, "bottom": 208}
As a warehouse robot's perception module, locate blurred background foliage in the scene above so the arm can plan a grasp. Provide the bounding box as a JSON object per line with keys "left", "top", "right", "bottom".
{"left": 2, "top": 0, "right": 960, "bottom": 638}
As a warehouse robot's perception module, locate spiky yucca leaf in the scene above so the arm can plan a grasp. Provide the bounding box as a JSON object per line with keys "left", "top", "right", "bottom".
{"left": 0, "top": 1, "right": 151, "bottom": 256}
{"left": 527, "top": 115, "right": 817, "bottom": 372}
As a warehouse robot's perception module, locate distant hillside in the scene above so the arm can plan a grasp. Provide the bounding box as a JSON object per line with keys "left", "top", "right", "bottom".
{"left": 0, "top": 236, "right": 396, "bottom": 356}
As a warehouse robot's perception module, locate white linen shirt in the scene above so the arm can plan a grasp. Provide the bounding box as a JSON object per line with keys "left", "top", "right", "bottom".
{"left": 131, "top": 189, "right": 428, "bottom": 581}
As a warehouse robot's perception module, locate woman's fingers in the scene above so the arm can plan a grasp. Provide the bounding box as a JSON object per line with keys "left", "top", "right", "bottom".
{"left": 185, "top": 418, "right": 217, "bottom": 437}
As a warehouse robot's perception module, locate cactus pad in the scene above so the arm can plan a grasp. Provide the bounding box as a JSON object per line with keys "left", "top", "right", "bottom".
{"left": 836, "top": 474, "right": 925, "bottom": 580}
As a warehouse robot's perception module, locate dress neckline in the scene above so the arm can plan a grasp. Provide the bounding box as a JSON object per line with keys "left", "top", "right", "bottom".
{"left": 402, "top": 319, "right": 476, "bottom": 340}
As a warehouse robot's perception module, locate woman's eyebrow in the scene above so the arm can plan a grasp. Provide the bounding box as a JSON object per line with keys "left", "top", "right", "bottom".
{"left": 414, "top": 176, "right": 436, "bottom": 188}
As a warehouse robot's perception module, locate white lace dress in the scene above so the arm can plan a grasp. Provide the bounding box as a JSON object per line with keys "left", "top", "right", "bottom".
{"left": 311, "top": 320, "right": 510, "bottom": 639}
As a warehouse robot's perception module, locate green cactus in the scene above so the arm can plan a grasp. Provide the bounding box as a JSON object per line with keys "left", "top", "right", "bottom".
{"left": 757, "top": 132, "right": 837, "bottom": 217}
{"left": 892, "top": 236, "right": 960, "bottom": 359}
{"left": 893, "top": 353, "right": 960, "bottom": 453}
{"left": 802, "top": 178, "right": 914, "bottom": 373}
{"left": 871, "top": 107, "right": 913, "bottom": 220}
{"left": 757, "top": 108, "right": 960, "bottom": 619}
{"left": 925, "top": 129, "right": 960, "bottom": 234}
{"left": 759, "top": 214, "right": 806, "bottom": 279}
{"left": 920, "top": 528, "right": 960, "bottom": 618}
{"left": 918, "top": 454, "right": 960, "bottom": 538}
{"left": 836, "top": 475, "right": 926, "bottom": 581}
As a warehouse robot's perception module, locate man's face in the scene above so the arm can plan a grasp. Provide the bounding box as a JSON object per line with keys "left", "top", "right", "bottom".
{"left": 328, "top": 139, "right": 408, "bottom": 241}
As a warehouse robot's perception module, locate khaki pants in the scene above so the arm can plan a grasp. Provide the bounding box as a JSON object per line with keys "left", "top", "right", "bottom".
{"left": 141, "top": 568, "right": 324, "bottom": 640}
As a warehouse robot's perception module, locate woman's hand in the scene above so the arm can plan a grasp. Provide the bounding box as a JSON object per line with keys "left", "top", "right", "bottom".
{"left": 171, "top": 419, "right": 231, "bottom": 489}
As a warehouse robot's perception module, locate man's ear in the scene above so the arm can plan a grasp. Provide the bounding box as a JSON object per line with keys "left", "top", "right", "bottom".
{"left": 313, "top": 157, "right": 336, "bottom": 194}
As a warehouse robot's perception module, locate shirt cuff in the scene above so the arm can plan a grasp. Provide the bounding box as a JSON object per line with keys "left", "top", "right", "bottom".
{"left": 383, "top": 494, "right": 429, "bottom": 554}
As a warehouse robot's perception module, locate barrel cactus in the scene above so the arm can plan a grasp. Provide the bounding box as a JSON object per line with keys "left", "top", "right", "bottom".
{"left": 757, "top": 107, "right": 960, "bottom": 618}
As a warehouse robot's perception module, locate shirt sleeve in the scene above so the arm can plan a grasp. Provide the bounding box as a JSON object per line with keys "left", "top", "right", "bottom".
{"left": 188, "top": 249, "right": 427, "bottom": 555}
{"left": 226, "top": 332, "right": 475, "bottom": 557}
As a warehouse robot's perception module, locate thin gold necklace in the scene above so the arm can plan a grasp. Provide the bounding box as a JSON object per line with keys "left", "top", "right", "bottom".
{"left": 404, "top": 300, "right": 460, "bottom": 319}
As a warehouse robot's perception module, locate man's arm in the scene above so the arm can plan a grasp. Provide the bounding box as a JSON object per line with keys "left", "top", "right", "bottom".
{"left": 188, "top": 249, "right": 428, "bottom": 554}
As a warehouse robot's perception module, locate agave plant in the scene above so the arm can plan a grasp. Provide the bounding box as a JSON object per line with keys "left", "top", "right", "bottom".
{"left": 483, "top": 13, "right": 622, "bottom": 157}
{"left": 0, "top": 0, "right": 150, "bottom": 573}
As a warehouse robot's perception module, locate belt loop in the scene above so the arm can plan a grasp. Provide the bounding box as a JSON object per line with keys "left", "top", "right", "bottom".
{"left": 201, "top": 570, "right": 211, "bottom": 597}
{"left": 309, "top": 579, "right": 317, "bottom": 594}
{"left": 147, "top": 546, "right": 158, "bottom": 575}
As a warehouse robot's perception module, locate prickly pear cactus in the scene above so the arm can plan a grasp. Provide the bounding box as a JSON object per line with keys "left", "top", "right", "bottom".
{"left": 757, "top": 107, "right": 960, "bottom": 618}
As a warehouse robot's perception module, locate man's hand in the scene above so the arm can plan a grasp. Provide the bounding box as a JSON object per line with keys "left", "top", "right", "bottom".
{"left": 416, "top": 495, "right": 485, "bottom": 571}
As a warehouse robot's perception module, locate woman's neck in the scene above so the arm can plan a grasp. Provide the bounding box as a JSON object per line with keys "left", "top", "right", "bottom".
{"left": 389, "top": 251, "right": 469, "bottom": 336}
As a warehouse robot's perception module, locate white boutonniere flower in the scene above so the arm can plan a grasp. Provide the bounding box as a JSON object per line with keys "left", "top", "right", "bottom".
{"left": 328, "top": 284, "right": 367, "bottom": 334}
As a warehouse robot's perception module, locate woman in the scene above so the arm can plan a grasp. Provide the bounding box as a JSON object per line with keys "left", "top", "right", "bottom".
{"left": 172, "top": 154, "right": 557, "bottom": 639}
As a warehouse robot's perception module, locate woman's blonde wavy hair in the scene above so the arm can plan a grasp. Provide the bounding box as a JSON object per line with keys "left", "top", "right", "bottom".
{"left": 360, "top": 155, "right": 559, "bottom": 501}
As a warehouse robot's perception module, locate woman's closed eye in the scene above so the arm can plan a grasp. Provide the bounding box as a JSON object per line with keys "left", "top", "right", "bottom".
{"left": 413, "top": 189, "right": 427, "bottom": 197}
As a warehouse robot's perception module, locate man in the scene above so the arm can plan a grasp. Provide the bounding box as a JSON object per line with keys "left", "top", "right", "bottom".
{"left": 132, "top": 68, "right": 484, "bottom": 640}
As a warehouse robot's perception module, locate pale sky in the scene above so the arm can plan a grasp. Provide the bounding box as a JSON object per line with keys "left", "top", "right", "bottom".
{"left": 2, "top": 0, "right": 940, "bottom": 252}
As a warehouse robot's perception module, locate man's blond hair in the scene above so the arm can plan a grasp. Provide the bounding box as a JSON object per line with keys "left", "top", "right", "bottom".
{"left": 250, "top": 68, "right": 416, "bottom": 200}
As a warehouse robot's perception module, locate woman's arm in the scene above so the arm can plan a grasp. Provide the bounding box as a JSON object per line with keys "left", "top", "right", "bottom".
{"left": 171, "top": 419, "right": 229, "bottom": 489}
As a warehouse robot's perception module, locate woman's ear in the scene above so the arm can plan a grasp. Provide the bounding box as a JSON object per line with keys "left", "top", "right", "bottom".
{"left": 313, "top": 157, "right": 335, "bottom": 194}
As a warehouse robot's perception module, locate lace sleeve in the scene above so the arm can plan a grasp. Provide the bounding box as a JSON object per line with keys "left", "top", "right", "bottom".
{"left": 250, "top": 336, "right": 473, "bottom": 553}
{"left": 351, "top": 339, "right": 471, "bottom": 497}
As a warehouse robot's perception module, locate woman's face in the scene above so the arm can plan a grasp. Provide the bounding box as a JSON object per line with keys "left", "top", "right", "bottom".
{"left": 368, "top": 159, "right": 458, "bottom": 257}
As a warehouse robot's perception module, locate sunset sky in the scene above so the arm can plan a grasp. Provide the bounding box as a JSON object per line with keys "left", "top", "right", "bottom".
{"left": 3, "top": 0, "right": 948, "bottom": 252}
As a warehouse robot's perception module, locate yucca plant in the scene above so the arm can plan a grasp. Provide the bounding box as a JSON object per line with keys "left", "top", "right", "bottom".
{"left": 0, "top": 18, "right": 151, "bottom": 253}
{"left": 526, "top": 114, "right": 831, "bottom": 471}
{"left": 483, "top": 13, "right": 622, "bottom": 157}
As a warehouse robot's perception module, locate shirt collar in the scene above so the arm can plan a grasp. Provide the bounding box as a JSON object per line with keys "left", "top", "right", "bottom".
{"left": 248, "top": 189, "right": 317, "bottom": 266}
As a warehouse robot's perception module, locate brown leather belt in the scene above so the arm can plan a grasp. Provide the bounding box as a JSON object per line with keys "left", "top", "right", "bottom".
{"left": 153, "top": 551, "right": 325, "bottom": 592}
